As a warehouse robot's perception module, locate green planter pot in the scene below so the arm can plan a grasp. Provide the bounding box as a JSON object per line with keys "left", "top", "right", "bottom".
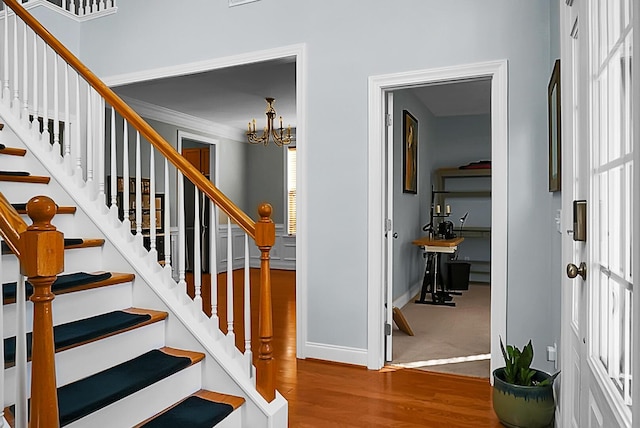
{"left": 492, "top": 368, "right": 555, "bottom": 428}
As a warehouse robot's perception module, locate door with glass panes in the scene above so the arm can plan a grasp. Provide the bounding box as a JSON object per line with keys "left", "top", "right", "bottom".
{"left": 560, "top": 0, "right": 637, "bottom": 426}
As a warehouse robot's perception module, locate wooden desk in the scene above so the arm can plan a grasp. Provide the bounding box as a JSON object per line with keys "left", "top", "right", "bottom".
{"left": 413, "top": 236, "right": 464, "bottom": 306}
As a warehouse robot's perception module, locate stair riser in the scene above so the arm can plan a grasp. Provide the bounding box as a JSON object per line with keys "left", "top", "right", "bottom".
{"left": 65, "top": 363, "right": 202, "bottom": 428}
{"left": 214, "top": 409, "right": 242, "bottom": 428}
{"left": 0, "top": 182, "right": 62, "bottom": 206}
{"left": 3, "top": 281, "right": 133, "bottom": 338}
{"left": 3, "top": 322, "right": 166, "bottom": 408}
{"left": 1, "top": 249, "right": 106, "bottom": 282}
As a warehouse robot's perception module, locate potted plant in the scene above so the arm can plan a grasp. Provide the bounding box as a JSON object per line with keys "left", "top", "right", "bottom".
{"left": 492, "top": 338, "right": 559, "bottom": 428}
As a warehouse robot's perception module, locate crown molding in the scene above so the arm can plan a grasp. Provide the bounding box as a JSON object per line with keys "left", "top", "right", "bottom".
{"left": 101, "top": 44, "right": 304, "bottom": 88}
{"left": 122, "top": 96, "right": 246, "bottom": 143}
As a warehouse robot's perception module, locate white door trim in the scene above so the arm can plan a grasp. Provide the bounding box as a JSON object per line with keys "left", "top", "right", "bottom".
{"left": 633, "top": 0, "right": 640, "bottom": 421}
{"left": 102, "top": 44, "right": 309, "bottom": 360}
{"left": 367, "top": 60, "right": 508, "bottom": 371}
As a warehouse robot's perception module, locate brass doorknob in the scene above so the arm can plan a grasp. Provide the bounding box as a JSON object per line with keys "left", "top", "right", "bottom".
{"left": 567, "top": 262, "right": 587, "bottom": 281}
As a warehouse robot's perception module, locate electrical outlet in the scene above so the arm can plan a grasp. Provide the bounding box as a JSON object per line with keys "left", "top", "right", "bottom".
{"left": 547, "top": 343, "right": 558, "bottom": 370}
{"left": 555, "top": 209, "right": 562, "bottom": 234}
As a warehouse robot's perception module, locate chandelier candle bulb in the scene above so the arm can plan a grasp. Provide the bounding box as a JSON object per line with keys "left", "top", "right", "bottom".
{"left": 435, "top": 205, "right": 441, "bottom": 214}
{"left": 446, "top": 205, "right": 451, "bottom": 215}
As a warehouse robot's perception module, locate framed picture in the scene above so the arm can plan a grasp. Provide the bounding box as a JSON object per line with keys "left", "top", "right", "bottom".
{"left": 548, "top": 59, "right": 561, "bottom": 192}
{"left": 403, "top": 110, "right": 418, "bottom": 194}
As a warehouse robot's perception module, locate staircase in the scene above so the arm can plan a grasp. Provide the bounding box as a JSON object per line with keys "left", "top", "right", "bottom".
{"left": 0, "top": 128, "right": 250, "bottom": 427}
{"left": 0, "top": 0, "right": 287, "bottom": 426}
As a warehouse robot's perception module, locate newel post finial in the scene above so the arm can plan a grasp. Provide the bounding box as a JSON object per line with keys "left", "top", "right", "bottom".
{"left": 255, "top": 202, "right": 276, "bottom": 402}
{"left": 21, "top": 196, "right": 63, "bottom": 428}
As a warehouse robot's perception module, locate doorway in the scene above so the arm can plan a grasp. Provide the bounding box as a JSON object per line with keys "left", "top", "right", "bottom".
{"left": 387, "top": 81, "right": 493, "bottom": 377}
{"left": 367, "top": 60, "right": 508, "bottom": 373}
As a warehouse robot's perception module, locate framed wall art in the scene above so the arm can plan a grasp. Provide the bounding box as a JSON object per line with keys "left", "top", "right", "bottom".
{"left": 403, "top": 110, "right": 418, "bottom": 194}
{"left": 548, "top": 59, "right": 561, "bottom": 192}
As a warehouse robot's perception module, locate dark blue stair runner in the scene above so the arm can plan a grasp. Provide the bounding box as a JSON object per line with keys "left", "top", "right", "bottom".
{"left": 1, "top": 238, "right": 86, "bottom": 254}
{"left": 140, "top": 396, "right": 234, "bottom": 427}
{"left": 2, "top": 271, "right": 112, "bottom": 302}
{"left": 58, "top": 349, "right": 192, "bottom": 426}
{"left": 4, "top": 310, "right": 151, "bottom": 366}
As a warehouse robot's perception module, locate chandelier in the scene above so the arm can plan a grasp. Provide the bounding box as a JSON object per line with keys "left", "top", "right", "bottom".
{"left": 246, "top": 97, "right": 293, "bottom": 146}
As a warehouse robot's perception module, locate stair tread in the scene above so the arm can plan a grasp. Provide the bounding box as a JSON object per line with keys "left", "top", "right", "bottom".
{"left": 135, "top": 390, "right": 243, "bottom": 428}
{"left": 3, "top": 271, "right": 135, "bottom": 304}
{"left": 12, "top": 203, "right": 76, "bottom": 214}
{"left": 3, "top": 308, "right": 168, "bottom": 367}
{"left": 1, "top": 237, "right": 104, "bottom": 254}
{"left": 0, "top": 173, "right": 49, "bottom": 183}
{"left": 0, "top": 147, "right": 27, "bottom": 156}
{"left": 6, "top": 348, "right": 205, "bottom": 427}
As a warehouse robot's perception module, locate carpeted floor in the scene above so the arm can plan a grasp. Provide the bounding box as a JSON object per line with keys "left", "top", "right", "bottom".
{"left": 391, "top": 283, "right": 491, "bottom": 378}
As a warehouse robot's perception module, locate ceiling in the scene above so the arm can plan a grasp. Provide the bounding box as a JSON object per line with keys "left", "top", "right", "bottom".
{"left": 113, "top": 59, "right": 491, "bottom": 134}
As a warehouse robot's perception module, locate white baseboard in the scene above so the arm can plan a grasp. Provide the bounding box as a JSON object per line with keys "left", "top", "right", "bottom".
{"left": 304, "top": 342, "right": 368, "bottom": 367}
{"left": 392, "top": 281, "right": 422, "bottom": 309}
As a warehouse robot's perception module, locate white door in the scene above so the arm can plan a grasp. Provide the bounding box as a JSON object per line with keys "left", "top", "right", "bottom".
{"left": 560, "top": 0, "right": 636, "bottom": 426}
{"left": 384, "top": 91, "right": 394, "bottom": 362}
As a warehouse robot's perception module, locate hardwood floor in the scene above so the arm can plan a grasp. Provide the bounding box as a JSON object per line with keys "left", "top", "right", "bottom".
{"left": 188, "top": 269, "right": 503, "bottom": 427}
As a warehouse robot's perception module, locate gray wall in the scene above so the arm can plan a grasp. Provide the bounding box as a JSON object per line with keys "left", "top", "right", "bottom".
{"left": 42, "top": 0, "right": 557, "bottom": 371}
{"left": 391, "top": 90, "right": 437, "bottom": 302}
{"left": 246, "top": 143, "right": 285, "bottom": 224}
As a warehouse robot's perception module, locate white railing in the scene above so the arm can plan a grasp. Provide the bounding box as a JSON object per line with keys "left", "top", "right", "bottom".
{"left": 0, "top": 0, "right": 275, "bottom": 422}
{"left": 0, "top": 0, "right": 117, "bottom": 20}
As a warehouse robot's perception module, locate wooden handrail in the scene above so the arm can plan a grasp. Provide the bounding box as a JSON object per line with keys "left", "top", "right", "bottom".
{"left": 0, "top": 191, "right": 27, "bottom": 256}
{"left": 3, "top": 0, "right": 256, "bottom": 238}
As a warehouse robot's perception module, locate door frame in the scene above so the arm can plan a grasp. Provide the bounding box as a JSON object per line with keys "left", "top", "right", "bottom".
{"left": 104, "top": 44, "right": 308, "bottom": 359}
{"left": 178, "top": 131, "right": 219, "bottom": 186}
{"left": 367, "top": 60, "right": 508, "bottom": 371}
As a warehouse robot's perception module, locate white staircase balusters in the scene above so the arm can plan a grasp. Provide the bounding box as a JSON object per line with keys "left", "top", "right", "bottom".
{"left": 210, "top": 201, "right": 218, "bottom": 322}
{"left": 14, "top": 274, "right": 27, "bottom": 428}
{"left": 63, "top": 63, "right": 71, "bottom": 172}
{"left": 163, "top": 158, "right": 171, "bottom": 272}
{"left": 244, "top": 232, "right": 252, "bottom": 376}
{"left": 134, "top": 131, "right": 142, "bottom": 244}
{"left": 85, "top": 88, "right": 93, "bottom": 186}
{"left": 177, "top": 168, "right": 187, "bottom": 294}
{"left": 41, "top": 43, "right": 49, "bottom": 145}
{"left": 21, "top": 21, "right": 28, "bottom": 125}
{"left": 31, "top": 34, "right": 37, "bottom": 136}
{"left": 2, "top": 7, "right": 9, "bottom": 103}
{"left": 109, "top": 106, "right": 117, "bottom": 214}
{"left": 122, "top": 118, "right": 130, "bottom": 232}
{"left": 73, "top": 73, "right": 81, "bottom": 180}
{"left": 96, "top": 97, "right": 106, "bottom": 203}
{"left": 52, "top": 55, "right": 60, "bottom": 157}
{"left": 149, "top": 145, "right": 157, "bottom": 260}
{"left": 226, "top": 218, "right": 235, "bottom": 347}
{"left": 194, "top": 187, "right": 202, "bottom": 306}
{"left": 11, "top": 12, "right": 19, "bottom": 115}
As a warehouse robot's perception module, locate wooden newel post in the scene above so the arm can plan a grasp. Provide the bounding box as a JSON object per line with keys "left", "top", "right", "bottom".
{"left": 255, "top": 203, "right": 276, "bottom": 402}
{"left": 20, "top": 196, "right": 63, "bottom": 428}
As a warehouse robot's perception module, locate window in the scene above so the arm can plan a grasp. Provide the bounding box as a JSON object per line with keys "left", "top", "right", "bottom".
{"left": 287, "top": 146, "right": 297, "bottom": 235}
{"left": 589, "top": 0, "right": 634, "bottom": 405}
